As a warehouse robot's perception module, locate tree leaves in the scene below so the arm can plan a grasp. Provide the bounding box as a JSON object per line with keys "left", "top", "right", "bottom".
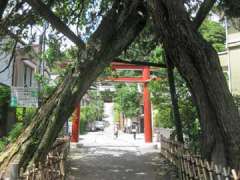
{"left": 199, "top": 19, "right": 225, "bottom": 52}
{"left": 114, "top": 84, "right": 140, "bottom": 118}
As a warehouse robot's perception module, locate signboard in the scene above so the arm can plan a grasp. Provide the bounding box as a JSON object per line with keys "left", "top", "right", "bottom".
{"left": 10, "top": 87, "right": 38, "bottom": 107}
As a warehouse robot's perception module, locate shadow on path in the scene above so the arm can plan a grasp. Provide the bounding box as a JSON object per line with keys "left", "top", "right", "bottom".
{"left": 67, "top": 144, "right": 177, "bottom": 180}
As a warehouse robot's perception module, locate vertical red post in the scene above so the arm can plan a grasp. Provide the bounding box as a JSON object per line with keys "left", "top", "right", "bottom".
{"left": 71, "top": 103, "right": 80, "bottom": 143}
{"left": 143, "top": 66, "right": 152, "bottom": 143}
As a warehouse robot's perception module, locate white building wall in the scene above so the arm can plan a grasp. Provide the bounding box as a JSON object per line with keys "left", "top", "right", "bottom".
{"left": 219, "top": 32, "right": 240, "bottom": 95}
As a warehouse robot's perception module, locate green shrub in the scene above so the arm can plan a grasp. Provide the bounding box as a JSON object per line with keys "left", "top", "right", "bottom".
{"left": 0, "top": 85, "right": 10, "bottom": 104}
{"left": 80, "top": 120, "right": 87, "bottom": 135}
{"left": 16, "top": 108, "right": 24, "bottom": 121}
{"left": 7, "top": 123, "right": 24, "bottom": 141}
{"left": 0, "top": 137, "right": 7, "bottom": 152}
{"left": 16, "top": 108, "right": 37, "bottom": 125}
{"left": 233, "top": 95, "right": 240, "bottom": 107}
{"left": 0, "top": 122, "right": 24, "bottom": 152}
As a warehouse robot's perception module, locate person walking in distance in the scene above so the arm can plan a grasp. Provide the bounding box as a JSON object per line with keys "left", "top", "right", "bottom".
{"left": 132, "top": 123, "right": 137, "bottom": 140}
{"left": 114, "top": 124, "right": 118, "bottom": 139}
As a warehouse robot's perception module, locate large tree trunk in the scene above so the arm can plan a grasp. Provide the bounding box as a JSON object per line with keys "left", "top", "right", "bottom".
{"left": 0, "top": 0, "right": 147, "bottom": 173}
{"left": 149, "top": 0, "right": 240, "bottom": 168}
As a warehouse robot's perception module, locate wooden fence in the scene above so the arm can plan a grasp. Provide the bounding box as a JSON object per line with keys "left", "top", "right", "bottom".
{"left": 19, "top": 136, "right": 70, "bottom": 180}
{"left": 160, "top": 135, "right": 240, "bottom": 180}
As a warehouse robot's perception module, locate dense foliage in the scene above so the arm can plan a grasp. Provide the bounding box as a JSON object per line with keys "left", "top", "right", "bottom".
{"left": 113, "top": 84, "right": 141, "bottom": 119}
{"left": 0, "top": 84, "right": 10, "bottom": 105}
{"left": 199, "top": 19, "right": 226, "bottom": 52}
{"left": 79, "top": 90, "right": 104, "bottom": 134}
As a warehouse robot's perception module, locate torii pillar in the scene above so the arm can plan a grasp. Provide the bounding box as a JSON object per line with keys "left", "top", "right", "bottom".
{"left": 71, "top": 103, "right": 80, "bottom": 143}
{"left": 143, "top": 66, "right": 152, "bottom": 143}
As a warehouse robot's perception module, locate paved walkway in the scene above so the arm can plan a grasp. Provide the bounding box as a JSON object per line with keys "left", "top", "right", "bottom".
{"left": 67, "top": 130, "right": 177, "bottom": 180}
{"left": 67, "top": 103, "right": 176, "bottom": 179}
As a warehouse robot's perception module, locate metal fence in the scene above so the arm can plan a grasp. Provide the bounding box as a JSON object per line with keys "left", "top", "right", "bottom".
{"left": 160, "top": 135, "right": 240, "bottom": 180}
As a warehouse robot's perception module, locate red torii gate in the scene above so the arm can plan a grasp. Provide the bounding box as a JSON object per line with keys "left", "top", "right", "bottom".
{"left": 110, "top": 62, "right": 158, "bottom": 143}
{"left": 71, "top": 61, "right": 160, "bottom": 143}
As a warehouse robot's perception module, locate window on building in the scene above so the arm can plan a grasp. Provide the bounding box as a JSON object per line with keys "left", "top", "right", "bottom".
{"left": 23, "top": 65, "right": 33, "bottom": 87}
{"left": 22, "top": 59, "right": 37, "bottom": 88}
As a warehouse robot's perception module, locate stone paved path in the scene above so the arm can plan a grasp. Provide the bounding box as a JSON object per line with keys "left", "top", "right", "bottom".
{"left": 67, "top": 131, "right": 177, "bottom": 180}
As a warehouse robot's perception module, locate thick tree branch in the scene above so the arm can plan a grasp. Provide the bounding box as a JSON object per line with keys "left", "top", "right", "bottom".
{"left": 24, "top": 0, "right": 86, "bottom": 49}
{"left": 47, "top": 0, "right": 56, "bottom": 7}
{"left": 0, "top": 27, "right": 47, "bottom": 72}
{"left": 2, "top": 11, "right": 36, "bottom": 29}
{"left": 0, "top": 0, "right": 8, "bottom": 19}
{"left": 192, "top": 0, "right": 216, "bottom": 29}
{"left": 223, "top": 0, "right": 240, "bottom": 17}
{"left": 0, "top": 27, "right": 26, "bottom": 45}
{"left": 0, "top": 41, "right": 17, "bottom": 74}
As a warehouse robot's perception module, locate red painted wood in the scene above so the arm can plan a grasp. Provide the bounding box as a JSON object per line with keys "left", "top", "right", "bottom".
{"left": 107, "top": 77, "right": 147, "bottom": 83}
{"left": 71, "top": 103, "right": 80, "bottom": 143}
{"left": 102, "top": 77, "right": 161, "bottom": 83}
{"left": 143, "top": 66, "right": 152, "bottom": 143}
{"left": 111, "top": 63, "right": 145, "bottom": 70}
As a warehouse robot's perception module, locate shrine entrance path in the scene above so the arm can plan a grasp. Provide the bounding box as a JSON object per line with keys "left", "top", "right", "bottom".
{"left": 67, "top": 130, "right": 177, "bottom": 180}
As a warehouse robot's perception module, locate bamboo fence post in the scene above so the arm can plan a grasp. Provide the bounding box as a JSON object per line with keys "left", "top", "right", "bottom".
{"left": 195, "top": 157, "right": 202, "bottom": 180}
{"left": 176, "top": 149, "right": 182, "bottom": 180}
{"left": 183, "top": 156, "right": 187, "bottom": 180}
{"left": 187, "top": 155, "right": 194, "bottom": 179}
{"left": 185, "top": 155, "right": 190, "bottom": 180}
{"left": 200, "top": 160, "right": 208, "bottom": 180}
{"left": 206, "top": 161, "right": 214, "bottom": 180}
{"left": 159, "top": 136, "right": 240, "bottom": 180}
{"left": 231, "top": 169, "right": 239, "bottom": 180}
{"left": 222, "top": 167, "right": 230, "bottom": 180}
{"left": 214, "top": 164, "right": 222, "bottom": 180}
{"left": 191, "top": 157, "right": 198, "bottom": 179}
